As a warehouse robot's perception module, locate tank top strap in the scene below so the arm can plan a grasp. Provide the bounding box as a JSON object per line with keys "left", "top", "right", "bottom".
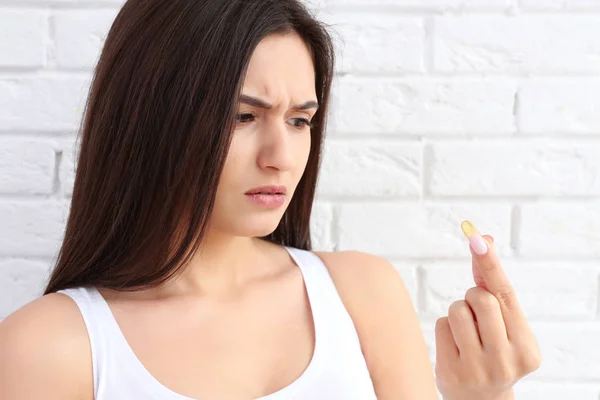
{"left": 282, "top": 246, "right": 362, "bottom": 350}
{"left": 58, "top": 285, "right": 174, "bottom": 398}
{"left": 56, "top": 286, "right": 106, "bottom": 397}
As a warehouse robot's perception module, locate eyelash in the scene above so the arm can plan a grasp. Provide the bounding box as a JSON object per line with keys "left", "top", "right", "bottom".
{"left": 235, "top": 113, "right": 314, "bottom": 130}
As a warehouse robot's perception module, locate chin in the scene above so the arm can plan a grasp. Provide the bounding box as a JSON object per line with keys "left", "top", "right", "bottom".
{"left": 247, "top": 223, "right": 281, "bottom": 238}
{"left": 226, "top": 216, "right": 282, "bottom": 238}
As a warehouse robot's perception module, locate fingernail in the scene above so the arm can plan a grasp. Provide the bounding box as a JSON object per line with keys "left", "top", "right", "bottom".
{"left": 469, "top": 234, "right": 488, "bottom": 255}
{"left": 461, "top": 220, "right": 488, "bottom": 255}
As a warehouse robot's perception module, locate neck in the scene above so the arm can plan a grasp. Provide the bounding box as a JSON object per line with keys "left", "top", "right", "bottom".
{"left": 158, "top": 233, "right": 277, "bottom": 299}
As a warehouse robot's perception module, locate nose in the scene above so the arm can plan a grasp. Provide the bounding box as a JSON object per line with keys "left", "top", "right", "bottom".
{"left": 256, "top": 118, "right": 295, "bottom": 172}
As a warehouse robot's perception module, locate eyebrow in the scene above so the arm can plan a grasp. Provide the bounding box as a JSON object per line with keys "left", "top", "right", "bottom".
{"left": 239, "top": 94, "right": 319, "bottom": 111}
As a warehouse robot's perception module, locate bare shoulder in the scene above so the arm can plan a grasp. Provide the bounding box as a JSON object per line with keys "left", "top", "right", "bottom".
{"left": 313, "top": 250, "right": 402, "bottom": 296}
{"left": 313, "top": 250, "right": 438, "bottom": 400}
{"left": 312, "top": 250, "right": 412, "bottom": 326}
{"left": 0, "top": 293, "right": 93, "bottom": 400}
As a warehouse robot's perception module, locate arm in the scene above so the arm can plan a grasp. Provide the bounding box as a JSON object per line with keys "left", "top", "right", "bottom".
{"left": 316, "top": 251, "right": 439, "bottom": 400}
{"left": 0, "top": 294, "right": 93, "bottom": 400}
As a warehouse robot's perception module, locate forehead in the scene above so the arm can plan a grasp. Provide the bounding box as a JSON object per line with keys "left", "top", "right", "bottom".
{"left": 242, "top": 32, "right": 317, "bottom": 102}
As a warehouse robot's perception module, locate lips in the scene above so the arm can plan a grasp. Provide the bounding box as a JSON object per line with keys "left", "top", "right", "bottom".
{"left": 245, "top": 185, "right": 287, "bottom": 195}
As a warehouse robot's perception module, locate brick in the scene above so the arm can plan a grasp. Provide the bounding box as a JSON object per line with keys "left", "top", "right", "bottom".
{"left": 0, "top": 10, "right": 47, "bottom": 68}
{"left": 330, "top": 77, "right": 516, "bottom": 134}
{"left": 310, "top": 201, "right": 335, "bottom": 251}
{"left": 303, "top": 0, "right": 327, "bottom": 11}
{"left": 0, "top": 137, "right": 57, "bottom": 195}
{"left": 326, "top": 0, "right": 507, "bottom": 10}
{"left": 514, "top": 381, "right": 600, "bottom": 400}
{"left": 519, "top": 202, "right": 600, "bottom": 257}
{"left": 521, "top": 0, "right": 600, "bottom": 10}
{"left": 520, "top": 82, "right": 600, "bottom": 134}
{"left": 530, "top": 322, "right": 600, "bottom": 380}
{"left": 0, "top": 259, "right": 50, "bottom": 320}
{"left": 55, "top": 135, "right": 78, "bottom": 197}
{"left": 435, "top": 16, "right": 600, "bottom": 73}
{"left": 337, "top": 203, "right": 511, "bottom": 257}
{"left": 316, "top": 140, "right": 421, "bottom": 197}
{"left": 428, "top": 141, "right": 600, "bottom": 196}
{"left": 0, "top": 199, "right": 70, "bottom": 257}
{"left": 0, "top": 76, "right": 90, "bottom": 131}
{"left": 54, "top": 9, "right": 120, "bottom": 69}
{"left": 422, "top": 261, "right": 599, "bottom": 319}
{"left": 319, "top": 12, "right": 425, "bottom": 73}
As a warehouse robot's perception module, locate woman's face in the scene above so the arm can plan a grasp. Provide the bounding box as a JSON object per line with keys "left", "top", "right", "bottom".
{"left": 209, "top": 32, "right": 318, "bottom": 238}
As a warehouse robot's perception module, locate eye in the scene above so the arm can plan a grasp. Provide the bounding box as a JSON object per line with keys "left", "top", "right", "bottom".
{"left": 235, "top": 113, "right": 314, "bottom": 130}
{"left": 290, "top": 118, "right": 314, "bottom": 130}
{"left": 236, "top": 113, "right": 256, "bottom": 124}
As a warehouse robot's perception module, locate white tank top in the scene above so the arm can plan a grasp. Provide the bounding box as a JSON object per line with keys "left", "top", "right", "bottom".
{"left": 57, "top": 246, "right": 378, "bottom": 399}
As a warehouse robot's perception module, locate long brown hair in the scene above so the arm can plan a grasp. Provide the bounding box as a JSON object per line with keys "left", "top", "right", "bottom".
{"left": 44, "top": 0, "right": 336, "bottom": 294}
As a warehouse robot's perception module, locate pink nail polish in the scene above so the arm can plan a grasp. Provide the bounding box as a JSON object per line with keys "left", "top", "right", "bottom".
{"left": 469, "top": 234, "right": 488, "bottom": 255}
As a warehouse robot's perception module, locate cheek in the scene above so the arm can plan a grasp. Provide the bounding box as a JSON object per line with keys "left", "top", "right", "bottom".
{"left": 224, "top": 132, "right": 250, "bottom": 168}
{"left": 301, "top": 132, "right": 312, "bottom": 164}
{"left": 293, "top": 132, "right": 311, "bottom": 177}
{"left": 216, "top": 141, "right": 244, "bottom": 195}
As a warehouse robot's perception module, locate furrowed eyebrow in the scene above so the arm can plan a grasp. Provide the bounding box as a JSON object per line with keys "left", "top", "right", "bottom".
{"left": 238, "top": 94, "right": 319, "bottom": 111}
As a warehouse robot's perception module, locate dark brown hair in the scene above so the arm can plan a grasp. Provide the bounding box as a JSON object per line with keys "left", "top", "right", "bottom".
{"left": 44, "top": 0, "right": 336, "bottom": 294}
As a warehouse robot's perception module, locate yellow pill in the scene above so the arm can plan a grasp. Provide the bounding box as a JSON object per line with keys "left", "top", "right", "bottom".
{"left": 461, "top": 220, "right": 480, "bottom": 239}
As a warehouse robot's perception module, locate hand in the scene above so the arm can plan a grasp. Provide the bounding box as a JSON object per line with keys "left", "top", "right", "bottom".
{"left": 434, "top": 222, "right": 542, "bottom": 400}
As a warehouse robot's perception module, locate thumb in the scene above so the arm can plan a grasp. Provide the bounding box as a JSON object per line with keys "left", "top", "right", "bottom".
{"left": 472, "top": 235, "right": 495, "bottom": 289}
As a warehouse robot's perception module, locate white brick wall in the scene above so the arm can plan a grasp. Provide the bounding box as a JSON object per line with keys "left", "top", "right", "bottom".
{"left": 1, "top": 0, "right": 600, "bottom": 397}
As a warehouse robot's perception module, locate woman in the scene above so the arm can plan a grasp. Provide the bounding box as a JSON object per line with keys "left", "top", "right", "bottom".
{"left": 0, "top": 0, "right": 541, "bottom": 398}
